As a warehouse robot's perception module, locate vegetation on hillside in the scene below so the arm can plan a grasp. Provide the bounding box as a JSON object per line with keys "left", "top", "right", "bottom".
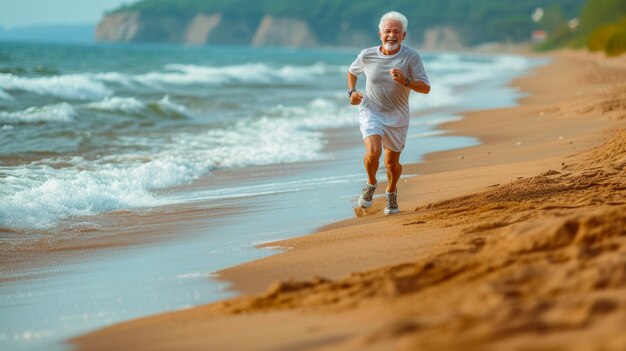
{"left": 537, "top": 0, "right": 626, "bottom": 56}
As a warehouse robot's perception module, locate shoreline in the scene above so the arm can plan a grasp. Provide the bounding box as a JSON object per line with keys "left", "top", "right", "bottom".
{"left": 71, "top": 49, "right": 626, "bottom": 350}
{"left": 3, "top": 47, "right": 517, "bottom": 350}
{"left": 213, "top": 49, "right": 621, "bottom": 296}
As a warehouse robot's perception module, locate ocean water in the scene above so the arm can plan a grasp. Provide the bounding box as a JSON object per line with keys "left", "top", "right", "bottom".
{"left": 0, "top": 42, "right": 533, "bottom": 232}
{"left": 0, "top": 41, "right": 540, "bottom": 350}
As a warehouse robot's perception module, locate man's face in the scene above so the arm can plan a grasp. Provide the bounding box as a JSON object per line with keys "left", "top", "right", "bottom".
{"left": 379, "top": 19, "right": 406, "bottom": 52}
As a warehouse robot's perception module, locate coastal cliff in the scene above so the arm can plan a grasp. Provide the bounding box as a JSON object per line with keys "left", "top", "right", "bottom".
{"left": 95, "top": 0, "right": 588, "bottom": 48}
{"left": 96, "top": 12, "right": 325, "bottom": 47}
{"left": 251, "top": 16, "right": 318, "bottom": 47}
{"left": 96, "top": 12, "right": 188, "bottom": 43}
{"left": 184, "top": 14, "right": 221, "bottom": 45}
{"left": 95, "top": 11, "right": 443, "bottom": 48}
{"left": 96, "top": 12, "right": 141, "bottom": 42}
{"left": 183, "top": 14, "right": 257, "bottom": 45}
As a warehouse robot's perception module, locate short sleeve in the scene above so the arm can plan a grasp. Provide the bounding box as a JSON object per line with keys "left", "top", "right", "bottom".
{"left": 348, "top": 50, "right": 365, "bottom": 76}
{"left": 409, "top": 53, "right": 430, "bottom": 86}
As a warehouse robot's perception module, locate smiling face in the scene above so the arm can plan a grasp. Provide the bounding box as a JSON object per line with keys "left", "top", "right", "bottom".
{"left": 379, "top": 19, "right": 406, "bottom": 54}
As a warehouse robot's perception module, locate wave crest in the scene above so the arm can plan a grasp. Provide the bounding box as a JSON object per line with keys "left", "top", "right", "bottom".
{"left": 0, "top": 73, "right": 112, "bottom": 100}
{"left": 84, "top": 95, "right": 190, "bottom": 118}
{"left": 0, "top": 103, "right": 76, "bottom": 123}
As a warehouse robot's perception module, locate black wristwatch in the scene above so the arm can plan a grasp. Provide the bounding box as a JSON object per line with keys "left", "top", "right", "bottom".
{"left": 348, "top": 89, "right": 357, "bottom": 97}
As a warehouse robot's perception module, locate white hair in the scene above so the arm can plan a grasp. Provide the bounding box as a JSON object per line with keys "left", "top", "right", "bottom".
{"left": 379, "top": 11, "right": 408, "bottom": 33}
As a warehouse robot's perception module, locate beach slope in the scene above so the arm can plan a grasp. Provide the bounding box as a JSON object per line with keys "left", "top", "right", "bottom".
{"left": 72, "top": 50, "right": 626, "bottom": 351}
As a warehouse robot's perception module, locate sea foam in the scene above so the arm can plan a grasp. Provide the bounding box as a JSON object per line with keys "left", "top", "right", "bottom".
{"left": 156, "top": 62, "right": 333, "bottom": 85}
{"left": 0, "top": 73, "right": 113, "bottom": 100}
{"left": 84, "top": 96, "right": 145, "bottom": 114}
{"left": 0, "top": 62, "right": 340, "bottom": 101}
{"left": 0, "top": 88, "right": 13, "bottom": 100}
{"left": 0, "top": 96, "right": 349, "bottom": 230}
{"left": 83, "top": 95, "right": 190, "bottom": 118}
{"left": 429, "top": 54, "right": 530, "bottom": 86}
{"left": 0, "top": 103, "right": 76, "bottom": 123}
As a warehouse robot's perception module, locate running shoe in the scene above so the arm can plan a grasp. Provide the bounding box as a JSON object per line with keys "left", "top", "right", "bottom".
{"left": 384, "top": 191, "right": 400, "bottom": 215}
{"left": 357, "top": 183, "right": 377, "bottom": 208}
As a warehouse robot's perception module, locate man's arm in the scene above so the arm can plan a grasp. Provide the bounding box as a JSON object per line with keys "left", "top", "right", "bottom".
{"left": 347, "top": 72, "right": 363, "bottom": 105}
{"left": 407, "top": 80, "right": 431, "bottom": 94}
{"left": 390, "top": 68, "right": 430, "bottom": 94}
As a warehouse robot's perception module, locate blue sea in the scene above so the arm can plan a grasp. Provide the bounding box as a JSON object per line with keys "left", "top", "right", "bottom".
{"left": 0, "top": 41, "right": 539, "bottom": 350}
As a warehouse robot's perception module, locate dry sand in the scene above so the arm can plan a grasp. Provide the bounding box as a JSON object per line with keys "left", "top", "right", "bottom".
{"left": 72, "top": 50, "right": 626, "bottom": 351}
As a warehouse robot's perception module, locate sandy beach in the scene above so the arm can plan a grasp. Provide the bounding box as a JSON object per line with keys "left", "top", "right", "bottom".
{"left": 71, "top": 49, "right": 626, "bottom": 351}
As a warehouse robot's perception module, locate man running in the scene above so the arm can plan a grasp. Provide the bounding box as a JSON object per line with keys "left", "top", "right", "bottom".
{"left": 348, "top": 11, "right": 430, "bottom": 215}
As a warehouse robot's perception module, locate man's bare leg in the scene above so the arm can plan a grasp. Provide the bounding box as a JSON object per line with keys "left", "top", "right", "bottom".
{"left": 384, "top": 148, "right": 402, "bottom": 193}
{"left": 363, "top": 135, "right": 382, "bottom": 185}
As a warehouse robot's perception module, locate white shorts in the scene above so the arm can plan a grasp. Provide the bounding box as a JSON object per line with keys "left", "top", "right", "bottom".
{"left": 359, "top": 118, "right": 408, "bottom": 152}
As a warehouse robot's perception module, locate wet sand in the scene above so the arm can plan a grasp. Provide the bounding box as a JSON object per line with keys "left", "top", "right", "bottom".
{"left": 72, "top": 50, "right": 626, "bottom": 351}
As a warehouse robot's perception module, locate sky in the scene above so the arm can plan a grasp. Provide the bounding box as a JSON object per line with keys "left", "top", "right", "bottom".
{"left": 0, "top": 0, "right": 133, "bottom": 28}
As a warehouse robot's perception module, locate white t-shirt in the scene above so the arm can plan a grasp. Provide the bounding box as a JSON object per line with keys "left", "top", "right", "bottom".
{"left": 349, "top": 45, "right": 429, "bottom": 127}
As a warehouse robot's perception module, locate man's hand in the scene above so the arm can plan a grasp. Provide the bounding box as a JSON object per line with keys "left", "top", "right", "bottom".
{"left": 390, "top": 68, "right": 406, "bottom": 85}
{"left": 350, "top": 90, "right": 363, "bottom": 105}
